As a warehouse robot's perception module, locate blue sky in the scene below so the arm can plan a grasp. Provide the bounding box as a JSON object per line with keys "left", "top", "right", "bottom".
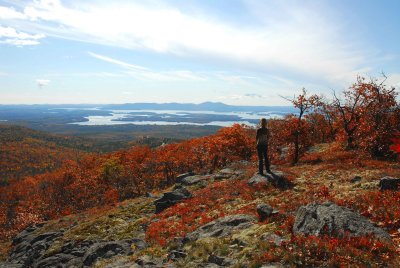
{"left": 0, "top": 0, "right": 399, "bottom": 105}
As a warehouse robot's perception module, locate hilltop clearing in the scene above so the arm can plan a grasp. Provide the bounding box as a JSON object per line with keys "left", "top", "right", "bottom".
{"left": 1, "top": 143, "right": 399, "bottom": 267}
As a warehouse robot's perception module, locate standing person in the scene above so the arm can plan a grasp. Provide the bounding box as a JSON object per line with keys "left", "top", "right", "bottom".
{"left": 256, "top": 118, "right": 271, "bottom": 175}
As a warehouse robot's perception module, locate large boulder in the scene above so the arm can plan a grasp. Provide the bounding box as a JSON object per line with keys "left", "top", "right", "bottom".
{"left": 293, "top": 202, "right": 391, "bottom": 241}
{"left": 186, "top": 214, "right": 257, "bottom": 241}
{"left": 154, "top": 186, "right": 192, "bottom": 213}
{"left": 379, "top": 176, "right": 400, "bottom": 190}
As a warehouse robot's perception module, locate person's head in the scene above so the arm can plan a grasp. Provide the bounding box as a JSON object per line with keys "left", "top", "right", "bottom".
{"left": 260, "top": 118, "right": 268, "bottom": 128}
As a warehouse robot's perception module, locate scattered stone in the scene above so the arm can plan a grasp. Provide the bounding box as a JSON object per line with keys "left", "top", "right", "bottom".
{"left": 379, "top": 176, "right": 400, "bottom": 191}
{"left": 350, "top": 176, "right": 362, "bottom": 183}
{"left": 293, "top": 202, "right": 391, "bottom": 241}
{"left": 186, "top": 214, "right": 257, "bottom": 241}
{"left": 257, "top": 203, "right": 278, "bottom": 221}
{"left": 82, "top": 240, "right": 133, "bottom": 266}
{"left": 175, "top": 172, "right": 195, "bottom": 183}
{"left": 180, "top": 175, "right": 205, "bottom": 186}
{"left": 154, "top": 186, "right": 192, "bottom": 213}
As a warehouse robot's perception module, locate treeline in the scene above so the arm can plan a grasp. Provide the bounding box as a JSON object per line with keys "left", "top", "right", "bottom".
{"left": 1, "top": 75, "right": 399, "bottom": 240}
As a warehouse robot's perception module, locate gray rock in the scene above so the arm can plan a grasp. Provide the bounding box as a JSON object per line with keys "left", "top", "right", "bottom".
{"left": 154, "top": 187, "right": 192, "bottom": 213}
{"left": 0, "top": 263, "right": 23, "bottom": 268}
{"left": 135, "top": 255, "right": 164, "bottom": 267}
{"left": 379, "top": 176, "right": 400, "bottom": 190}
{"left": 145, "top": 192, "right": 158, "bottom": 198}
{"left": 350, "top": 176, "right": 362, "bottom": 183}
{"left": 167, "top": 250, "right": 187, "bottom": 261}
{"left": 248, "top": 174, "right": 269, "bottom": 186}
{"left": 257, "top": 203, "right": 278, "bottom": 221}
{"left": 180, "top": 175, "right": 205, "bottom": 186}
{"left": 34, "top": 253, "right": 77, "bottom": 268}
{"left": 214, "top": 168, "right": 243, "bottom": 180}
{"left": 186, "top": 214, "right": 256, "bottom": 241}
{"left": 293, "top": 202, "right": 391, "bottom": 241}
{"left": 9, "top": 230, "right": 63, "bottom": 267}
{"left": 175, "top": 172, "right": 195, "bottom": 183}
{"left": 82, "top": 240, "right": 133, "bottom": 266}
{"left": 12, "top": 223, "right": 45, "bottom": 246}
{"left": 208, "top": 254, "right": 232, "bottom": 266}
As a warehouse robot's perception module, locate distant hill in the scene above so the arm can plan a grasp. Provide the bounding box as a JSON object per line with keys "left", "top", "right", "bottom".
{"left": 0, "top": 125, "right": 91, "bottom": 184}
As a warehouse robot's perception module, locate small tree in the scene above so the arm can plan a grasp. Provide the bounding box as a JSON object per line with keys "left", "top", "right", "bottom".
{"left": 332, "top": 75, "right": 400, "bottom": 156}
{"left": 283, "top": 88, "right": 322, "bottom": 164}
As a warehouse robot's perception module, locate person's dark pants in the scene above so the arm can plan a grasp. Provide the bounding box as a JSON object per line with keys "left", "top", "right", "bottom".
{"left": 257, "top": 145, "right": 270, "bottom": 174}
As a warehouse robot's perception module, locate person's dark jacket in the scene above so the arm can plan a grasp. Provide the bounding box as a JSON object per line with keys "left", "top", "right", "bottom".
{"left": 256, "top": 127, "right": 269, "bottom": 147}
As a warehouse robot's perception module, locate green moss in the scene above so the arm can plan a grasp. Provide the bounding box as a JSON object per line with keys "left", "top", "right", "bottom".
{"left": 44, "top": 198, "right": 154, "bottom": 257}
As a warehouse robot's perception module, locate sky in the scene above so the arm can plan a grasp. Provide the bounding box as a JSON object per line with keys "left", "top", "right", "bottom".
{"left": 0, "top": 0, "right": 399, "bottom": 105}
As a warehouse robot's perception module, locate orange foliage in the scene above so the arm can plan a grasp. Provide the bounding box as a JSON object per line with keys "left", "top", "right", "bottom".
{"left": 0, "top": 124, "right": 255, "bottom": 240}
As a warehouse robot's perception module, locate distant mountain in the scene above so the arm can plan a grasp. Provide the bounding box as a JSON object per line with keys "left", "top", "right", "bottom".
{"left": 101, "top": 102, "right": 296, "bottom": 113}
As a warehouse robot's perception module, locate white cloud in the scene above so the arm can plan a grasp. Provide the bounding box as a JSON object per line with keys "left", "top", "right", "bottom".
{"left": 0, "top": 25, "right": 45, "bottom": 46}
{"left": 89, "top": 51, "right": 206, "bottom": 81}
{"left": 0, "top": 6, "right": 27, "bottom": 19}
{"left": 36, "top": 79, "right": 50, "bottom": 87}
{"left": 245, "top": 93, "right": 264, "bottom": 98}
{"left": 386, "top": 73, "right": 400, "bottom": 89}
{"left": 88, "top": 52, "right": 148, "bottom": 71}
{"left": 0, "top": 0, "right": 374, "bottom": 85}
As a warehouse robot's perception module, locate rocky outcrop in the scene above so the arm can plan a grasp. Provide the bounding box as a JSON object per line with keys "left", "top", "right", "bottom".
{"left": 293, "top": 202, "right": 391, "bottom": 241}
{"left": 82, "top": 240, "right": 136, "bottom": 266}
{"left": 154, "top": 186, "right": 192, "bottom": 213}
{"left": 379, "top": 176, "right": 400, "bottom": 190}
{"left": 186, "top": 214, "right": 256, "bottom": 241}
{"left": 6, "top": 223, "right": 147, "bottom": 268}
{"left": 8, "top": 226, "right": 63, "bottom": 267}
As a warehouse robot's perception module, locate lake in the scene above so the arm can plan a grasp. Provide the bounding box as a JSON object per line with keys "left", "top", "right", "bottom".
{"left": 71, "top": 109, "right": 291, "bottom": 127}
